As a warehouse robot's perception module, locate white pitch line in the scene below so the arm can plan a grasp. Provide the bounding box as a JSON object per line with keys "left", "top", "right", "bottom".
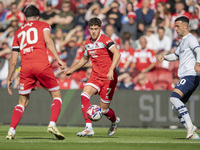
{"left": 1, "top": 141, "right": 200, "bottom": 144}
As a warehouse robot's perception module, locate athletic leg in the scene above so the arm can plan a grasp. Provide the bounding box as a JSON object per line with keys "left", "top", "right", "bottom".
{"left": 47, "top": 90, "right": 65, "bottom": 140}
{"left": 77, "top": 85, "right": 97, "bottom": 137}
{"left": 6, "top": 94, "right": 29, "bottom": 140}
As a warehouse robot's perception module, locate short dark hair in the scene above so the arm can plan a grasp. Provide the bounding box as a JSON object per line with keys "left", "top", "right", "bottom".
{"left": 157, "top": 26, "right": 165, "bottom": 32}
{"left": 24, "top": 5, "right": 40, "bottom": 18}
{"left": 175, "top": 16, "right": 189, "bottom": 24}
{"left": 88, "top": 17, "right": 102, "bottom": 27}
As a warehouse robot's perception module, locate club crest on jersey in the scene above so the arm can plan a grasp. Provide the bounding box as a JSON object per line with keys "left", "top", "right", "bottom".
{"left": 19, "top": 83, "right": 24, "bottom": 90}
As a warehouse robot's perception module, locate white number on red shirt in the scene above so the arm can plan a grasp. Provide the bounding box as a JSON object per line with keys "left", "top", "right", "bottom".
{"left": 18, "top": 27, "right": 38, "bottom": 50}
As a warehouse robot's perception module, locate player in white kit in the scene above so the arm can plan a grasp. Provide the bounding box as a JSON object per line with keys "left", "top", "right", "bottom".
{"left": 157, "top": 16, "right": 200, "bottom": 140}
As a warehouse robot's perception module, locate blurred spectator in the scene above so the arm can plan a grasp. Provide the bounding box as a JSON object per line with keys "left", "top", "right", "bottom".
{"left": 170, "top": 1, "right": 190, "bottom": 29}
{"left": 0, "top": 27, "right": 15, "bottom": 48}
{"left": 129, "top": 36, "right": 156, "bottom": 77}
{"left": 135, "top": 0, "right": 154, "bottom": 26}
{"left": 121, "top": 2, "right": 134, "bottom": 24}
{"left": 136, "top": 26, "right": 156, "bottom": 50}
{"left": 52, "top": 29, "right": 67, "bottom": 59}
{"left": 0, "top": 43, "right": 11, "bottom": 86}
{"left": 106, "top": 13, "right": 119, "bottom": 34}
{"left": 74, "top": 3, "right": 87, "bottom": 29}
{"left": 136, "top": 21, "right": 145, "bottom": 39}
{"left": 152, "top": 27, "right": 172, "bottom": 55}
{"left": 85, "top": 3, "right": 106, "bottom": 26}
{"left": 104, "top": 24, "right": 121, "bottom": 49}
{"left": 117, "top": 72, "right": 135, "bottom": 89}
{"left": 60, "top": 25, "right": 84, "bottom": 49}
{"left": 86, "top": 0, "right": 103, "bottom": 9}
{"left": 102, "top": 1, "right": 123, "bottom": 32}
{"left": 65, "top": 37, "right": 79, "bottom": 68}
{"left": 151, "top": 2, "right": 171, "bottom": 28}
{"left": 47, "top": 1, "right": 75, "bottom": 33}
{"left": 133, "top": 73, "right": 154, "bottom": 90}
{"left": 121, "top": 32, "right": 137, "bottom": 49}
{"left": 17, "top": 0, "right": 46, "bottom": 13}
{"left": 0, "top": 1, "right": 7, "bottom": 22}
{"left": 5, "top": 2, "right": 25, "bottom": 27}
{"left": 189, "top": 3, "right": 200, "bottom": 30}
{"left": 156, "top": 17, "right": 173, "bottom": 40}
{"left": 117, "top": 40, "right": 135, "bottom": 74}
{"left": 39, "top": 1, "right": 57, "bottom": 33}
{"left": 120, "top": 12, "right": 137, "bottom": 41}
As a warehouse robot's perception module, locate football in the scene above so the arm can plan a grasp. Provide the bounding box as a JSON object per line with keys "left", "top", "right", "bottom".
{"left": 86, "top": 105, "right": 102, "bottom": 121}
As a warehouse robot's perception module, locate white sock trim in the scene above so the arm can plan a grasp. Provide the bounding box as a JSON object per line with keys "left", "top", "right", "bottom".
{"left": 49, "top": 121, "right": 56, "bottom": 127}
{"left": 53, "top": 97, "right": 62, "bottom": 104}
{"left": 81, "top": 92, "right": 91, "bottom": 100}
{"left": 102, "top": 108, "right": 109, "bottom": 114}
{"left": 8, "top": 127, "right": 16, "bottom": 135}
{"left": 16, "top": 104, "right": 25, "bottom": 112}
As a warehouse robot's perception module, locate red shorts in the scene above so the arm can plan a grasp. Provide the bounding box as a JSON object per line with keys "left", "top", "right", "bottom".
{"left": 85, "top": 76, "right": 117, "bottom": 103}
{"left": 19, "top": 63, "right": 59, "bottom": 95}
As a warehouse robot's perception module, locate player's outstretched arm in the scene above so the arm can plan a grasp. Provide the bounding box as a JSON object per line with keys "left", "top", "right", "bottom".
{"left": 108, "top": 45, "right": 121, "bottom": 80}
{"left": 157, "top": 55, "right": 165, "bottom": 63}
{"left": 7, "top": 51, "right": 19, "bottom": 95}
{"left": 157, "top": 53, "right": 179, "bottom": 63}
{"left": 44, "top": 29, "right": 66, "bottom": 70}
{"left": 65, "top": 55, "right": 89, "bottom": 76}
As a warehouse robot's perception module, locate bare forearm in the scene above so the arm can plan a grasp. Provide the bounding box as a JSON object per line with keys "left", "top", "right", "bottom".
{"left": 7, "top": 60, "right": 17, "bottom": 81}
{"left": 70, "top": 56, "right": 89, "bottom": 73}
{"left": 109, "top": 51, "right": 121, "bottom": 71}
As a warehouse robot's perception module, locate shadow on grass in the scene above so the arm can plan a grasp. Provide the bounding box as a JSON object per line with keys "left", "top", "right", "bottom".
{"left": 172, "top": 138, "right": 187, "bottom": 140}
{"left": 21, "top": 137, "right": 57, "bottom": 140}
{"left": 89, "top": 136, "right": 118, "bottom": 138}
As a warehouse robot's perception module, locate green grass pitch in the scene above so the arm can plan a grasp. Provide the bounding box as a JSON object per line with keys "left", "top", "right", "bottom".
{"left": 0, "top": 125, "right": 200, "bottom": 150}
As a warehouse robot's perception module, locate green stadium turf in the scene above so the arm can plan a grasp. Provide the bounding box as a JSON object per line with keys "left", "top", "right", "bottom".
{"left": 0, "top": 126, "right": 200, "bottom": 150}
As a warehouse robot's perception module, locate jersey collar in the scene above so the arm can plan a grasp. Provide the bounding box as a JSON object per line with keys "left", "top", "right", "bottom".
{"left": 182, "top": 33, "right": 191, "bottom": 40}
{"left": 91, "top": 33, "right": 102, "bottom": 43}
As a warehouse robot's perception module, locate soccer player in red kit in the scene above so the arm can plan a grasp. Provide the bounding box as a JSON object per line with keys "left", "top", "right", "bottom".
{"left": 65, "top": 17, "right": 121, "bottom": 137}
{"left": 6, "top": 5, "right": 66, "bottom": 140}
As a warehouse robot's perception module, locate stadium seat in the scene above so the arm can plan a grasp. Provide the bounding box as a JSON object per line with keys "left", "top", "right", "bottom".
{"left": 154, "top": 81, "right": 168, "bottom": 90}
{"left": 145, "top": 71, "right": 158, "bottom": 84}
{"left": 157, "top": 68, "right": 173, "bottom": 83}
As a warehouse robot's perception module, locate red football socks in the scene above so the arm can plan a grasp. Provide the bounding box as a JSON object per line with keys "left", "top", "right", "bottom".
{"left": 81, "top": 92, "right": 92, "bottom": 123}
{"left": 103, "top": 108, "right": 116, "bottom": 123}
{"left": 10, "top": 104, "right": 25, "bottom": 129}
{"left": 50, "top": 97, "right": 62, "bottom": 123}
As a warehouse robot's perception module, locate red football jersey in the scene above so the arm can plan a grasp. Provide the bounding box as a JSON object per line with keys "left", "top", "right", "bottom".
{"left": 84, "top": 34, "right": 117, "bottom": 80}
{"left": 118, "top": 47, "right": 134, "bottom": 69}
{"left": 12, "top": 21, "right": 50, "bottom": 66}
{"left": 131, "top": 48, "right": 156, "bottom": 71}
{"left": 5, "top": 10, "right": 25, "bottom": 25}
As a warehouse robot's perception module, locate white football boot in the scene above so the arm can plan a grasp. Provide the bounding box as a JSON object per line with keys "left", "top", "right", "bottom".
{"left": 186, "top": 125, "right": 198, "bottom": 139}
{"left": 47, "top": 125, "right": 65, "bottom": 140}
{"left": 190, "top": 132, "right": 200, "bottom": 140}
{"left": 108, "top": 117, "right": 120, "bottom": 136}
{"left": 6, "top": 131, "right": 15, "bottom": 140}
{"left": 77, "top": 127, "right": 94, "bottom": 137}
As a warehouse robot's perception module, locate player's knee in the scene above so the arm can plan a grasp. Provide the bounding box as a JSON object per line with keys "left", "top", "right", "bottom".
{"left": 51, "top": 90, "right": 61, "bottom": 99}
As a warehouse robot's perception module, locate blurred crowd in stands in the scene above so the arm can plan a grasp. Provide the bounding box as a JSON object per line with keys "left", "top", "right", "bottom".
{"left": 0, "top": 0, "right": 200, "bottom": 90}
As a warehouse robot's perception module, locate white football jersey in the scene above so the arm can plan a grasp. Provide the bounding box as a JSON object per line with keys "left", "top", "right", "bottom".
{"left": 175, "top": 33, "right": 200, "bottom": 78}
